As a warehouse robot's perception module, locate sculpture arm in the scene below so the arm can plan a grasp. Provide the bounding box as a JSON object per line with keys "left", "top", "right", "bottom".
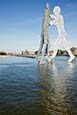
{"left": 50, "top": 14, "right": 55, "bottom": 19}
{"left": 49, "top": 14, "right": 56, "bottom": 26}
{"left": 50, "top": 20, "right": 56, "bottom": 26}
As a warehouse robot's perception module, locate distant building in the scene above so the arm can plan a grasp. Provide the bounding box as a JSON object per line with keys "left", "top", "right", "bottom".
{"left": 28, "top": 50, "right": 35, "bottom": 55}
{"left": 22, "top": 50, "right": 35, "bottom": 55}
{"left": 22, "top": 50, "right": 28, "bottom": 55}
{"left": 21, "top": 47, "right": 77, "bottom": 56}
{"left": 71, "top": 47, "right": 77, "bottom": 56}
{"left": 63, "top": 50, "right": 68, "bottom": 56}
{"left": 7, "top": 52, "right": 17, "bottom": 56}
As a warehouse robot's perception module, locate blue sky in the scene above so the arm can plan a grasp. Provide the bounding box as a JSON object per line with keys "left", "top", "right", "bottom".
{"left": 0, "top": 0, "right": 77, "bottom": 52}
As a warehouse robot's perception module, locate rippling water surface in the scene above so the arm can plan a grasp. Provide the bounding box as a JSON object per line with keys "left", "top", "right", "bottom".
{"left": 0, "top": 56, "right": 77, "bottom": 115}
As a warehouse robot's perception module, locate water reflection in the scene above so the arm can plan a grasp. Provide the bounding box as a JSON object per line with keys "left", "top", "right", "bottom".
{"left": 38, "top": 64, "right": 52, "bottom": 114}
{"left": 38, "top": 62, "right": 76, "bottom": 115}
{"left": 0, "top": 57, "right": 77, "bottom": 115}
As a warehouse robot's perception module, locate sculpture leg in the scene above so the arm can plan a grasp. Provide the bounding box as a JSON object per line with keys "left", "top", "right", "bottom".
{"left": 37, "top": 33, "right": 44, "bottom": 62}
{"left": 39, "top": 43, "right": 47, "bottom": 64}
{"left": 47, "top": 37, "right": 60, "bottom": 63}
{"left": 62, "top": 37, "right": 75, "bottom": 62}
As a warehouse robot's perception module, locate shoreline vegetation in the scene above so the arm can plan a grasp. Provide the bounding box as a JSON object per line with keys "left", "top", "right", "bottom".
{"left": 0, "top": 47, "right": 77, "bottom": 57}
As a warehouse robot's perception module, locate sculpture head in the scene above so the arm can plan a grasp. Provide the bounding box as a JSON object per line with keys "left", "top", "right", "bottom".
{"left": 46, "top": 2, "right": 50, "bottom": 9}
{"left": 53, "top": 6, "right": 61, "bottom": 16}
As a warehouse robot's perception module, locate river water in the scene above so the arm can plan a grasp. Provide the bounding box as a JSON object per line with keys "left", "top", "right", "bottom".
{"left": 0, "top": 56, "right": 77, "bottom": 115}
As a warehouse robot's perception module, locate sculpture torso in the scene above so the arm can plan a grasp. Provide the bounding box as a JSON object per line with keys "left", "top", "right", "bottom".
{"left": 50, "top": 14, "right": 66, "bottom": 36}
{"left": 43, "top": 8, "right": 50, "bottom": 30}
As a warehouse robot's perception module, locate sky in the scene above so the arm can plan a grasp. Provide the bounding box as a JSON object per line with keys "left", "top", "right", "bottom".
{"left": 0, "top": 0, "right": 77, "bottom": 52}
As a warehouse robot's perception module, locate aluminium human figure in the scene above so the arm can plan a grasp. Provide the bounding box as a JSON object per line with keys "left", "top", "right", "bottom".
{"left": 38, "top": 3, "right": 50, "bottom": 64}
{"left": 47, "top": 6, "right": 75, "bottom": 63}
